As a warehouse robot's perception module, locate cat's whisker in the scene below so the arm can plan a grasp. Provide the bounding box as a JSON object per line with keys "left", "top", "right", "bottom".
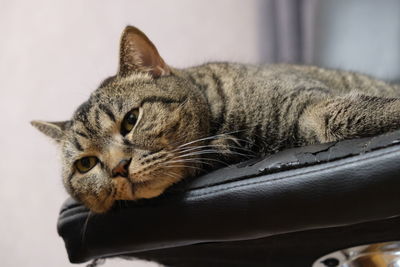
{"left": 176, "top": 129, "right": 248, "bottom": 148}
{"left": 81, "top": 211, "right": 93, "bottom": 245}
{"left": 162, "top": 165, "right": 206, "bottom": 172}
{"left": 163, "top": 172, "right": 181, "bottom": 180}
{"left": 172, "top": 135, "right": 219, "bottom": 148}
{"left": 162, "top": 158, "right": 214, "bottom": 167}
{"left": 171, "top": 143, "right": 256, "bottom": 155}
{"left": 172, "top": 150, "right": 220, "bottom": 158}
{"left": 173, "top": 149, "right": 252, "bottom": 159}
{"left": 167, "top": 155, "right": 230, "bottom": 167}
{"left": 171, "top": 145, "right": 222, "bottom": 155}
{"left": 166, "top": 168, "right": 182, "bottom": 177}
{"left": 168, "top": 126, "right": 264, "bottom": 152}
{"left": 177, "top": 97, "right": 189, "bottom": 109}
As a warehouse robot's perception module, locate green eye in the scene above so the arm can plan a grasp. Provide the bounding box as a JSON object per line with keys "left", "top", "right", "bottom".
{"left": 75, "top": 156, "right": 98, "bottom": 173}
{"left": 121, "top": 109, "right": 139, "bottom": 136}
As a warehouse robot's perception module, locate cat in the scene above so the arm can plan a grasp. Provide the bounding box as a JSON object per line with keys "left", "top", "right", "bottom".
{"left": 32, "top": 26, "right": 400, "bottom": 213}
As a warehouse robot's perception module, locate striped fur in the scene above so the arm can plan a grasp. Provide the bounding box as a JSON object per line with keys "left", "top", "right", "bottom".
{"left": 32, "top": 26, "right": 400, "bottom": 213}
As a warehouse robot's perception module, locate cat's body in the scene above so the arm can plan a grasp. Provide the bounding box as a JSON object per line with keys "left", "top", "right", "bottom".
{"left": 32, "top": 26, "right": 400, "bottom": 213}
{"left": 180, "top": 63, "right": 400, "bottom": 153}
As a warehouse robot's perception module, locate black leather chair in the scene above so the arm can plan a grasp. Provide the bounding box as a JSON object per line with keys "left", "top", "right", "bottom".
{"left": 58, "top": 129, "right": 400, "bottom": 267}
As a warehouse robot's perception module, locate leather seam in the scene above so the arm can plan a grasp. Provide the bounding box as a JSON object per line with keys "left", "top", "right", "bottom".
{"left": 186, "top": 147, "right": 400, "bottom": 199}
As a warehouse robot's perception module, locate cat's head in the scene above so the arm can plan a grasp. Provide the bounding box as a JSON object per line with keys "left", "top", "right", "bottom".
{"left": 32, "top": 26, "right": 210, "bottom": 213}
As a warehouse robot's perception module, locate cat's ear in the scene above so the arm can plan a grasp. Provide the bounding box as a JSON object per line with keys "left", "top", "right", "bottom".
{"left": 118, "top": 26, "right": 170, "bottom": 78}
{"left": 31, "top": 120, "right": 70, "bottom": 143}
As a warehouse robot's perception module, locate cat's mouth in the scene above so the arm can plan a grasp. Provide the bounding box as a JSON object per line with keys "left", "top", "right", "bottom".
{"left": 86, "top": 163, "right": 189, "bottom": 213}
{"left": 112, "top": 176, "right": 164, "bottom": 201}
{"left": 80, "top": 190, "right": 116, "bottom": 214}
{"left": 112, "top": 177, "right": 135, "bottom": 200}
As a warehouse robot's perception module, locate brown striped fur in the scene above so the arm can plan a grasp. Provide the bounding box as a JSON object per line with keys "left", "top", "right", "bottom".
{"left": 32, "top": 26, "right": 400, "bottom": 213}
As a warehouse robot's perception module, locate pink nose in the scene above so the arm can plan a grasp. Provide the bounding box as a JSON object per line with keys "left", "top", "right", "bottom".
{"left": 112, "top": 159, "right": 131, "bottom": 178}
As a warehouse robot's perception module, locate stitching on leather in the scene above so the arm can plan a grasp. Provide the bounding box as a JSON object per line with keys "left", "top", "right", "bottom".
{"left": 186, "top": 147, "right": 400, "bottom": 199}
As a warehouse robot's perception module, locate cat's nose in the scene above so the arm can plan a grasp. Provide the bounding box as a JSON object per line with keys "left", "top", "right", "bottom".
{"left": 112, "top": 158, "right": 132, "bottom": 178}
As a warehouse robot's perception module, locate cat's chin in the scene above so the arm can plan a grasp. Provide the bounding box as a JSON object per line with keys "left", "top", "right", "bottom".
{"left": 111, "top": 177, "right": 166, "bottom": 201}
{"left": 131, "top": 181, "right": 167, "bottom": 200}
{"left": 84, "top": 175, "right": 183, "bottom": 213}
{"left": 81, "top": 193, "right": 116, "bottom": 214}
{"left": 90, "top": 202, "right": 115, "bottom": 214}
{"left": 112, "top": 177, "right": 135, "bottom": 200}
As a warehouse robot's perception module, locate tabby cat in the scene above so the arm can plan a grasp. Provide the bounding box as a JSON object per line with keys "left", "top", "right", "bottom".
{"left": 32, "top": 26, "right": 400, "bottom": 213}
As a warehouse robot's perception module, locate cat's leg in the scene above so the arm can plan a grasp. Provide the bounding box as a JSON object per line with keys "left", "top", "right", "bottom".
{"left": 299, "top": 93, "right": 400, "bottom": 143}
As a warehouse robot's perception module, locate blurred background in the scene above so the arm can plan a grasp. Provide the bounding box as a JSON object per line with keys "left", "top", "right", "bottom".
{"left": 1, "top": 0, "right": 399, "bottom": 266}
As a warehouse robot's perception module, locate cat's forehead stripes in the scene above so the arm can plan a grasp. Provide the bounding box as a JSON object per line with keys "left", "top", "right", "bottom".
{"left": 72, "top": 137, "right": 84, "bottom": 152}
{"left": 75, "top": 131, "right": 89, "bottom": 139}
{"left": 140, "top": 96, "right": 185, "bottom": 105}
{"left": 66, "top": 72, "right": 188, "bottom": 156}
{"left": 72, "top": 97, "right": 119, "bottom": 136}
{"left": 98, "top": 104, "right": 116, "bottom": 122}
{"left": 74, "top": 100, "right": 94, "bottom": 126}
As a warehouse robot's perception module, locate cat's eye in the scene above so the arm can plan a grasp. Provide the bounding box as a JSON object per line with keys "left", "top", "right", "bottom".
{"left": 75, "top": 156, "right": 98, "bottom": 173}
{"left": 121, "top": 108, "right": 139, "bottom": 136}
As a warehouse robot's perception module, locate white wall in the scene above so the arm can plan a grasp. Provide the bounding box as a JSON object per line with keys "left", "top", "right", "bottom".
{"left": 0, "top": 1, "right": 271, "bottom": 266}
